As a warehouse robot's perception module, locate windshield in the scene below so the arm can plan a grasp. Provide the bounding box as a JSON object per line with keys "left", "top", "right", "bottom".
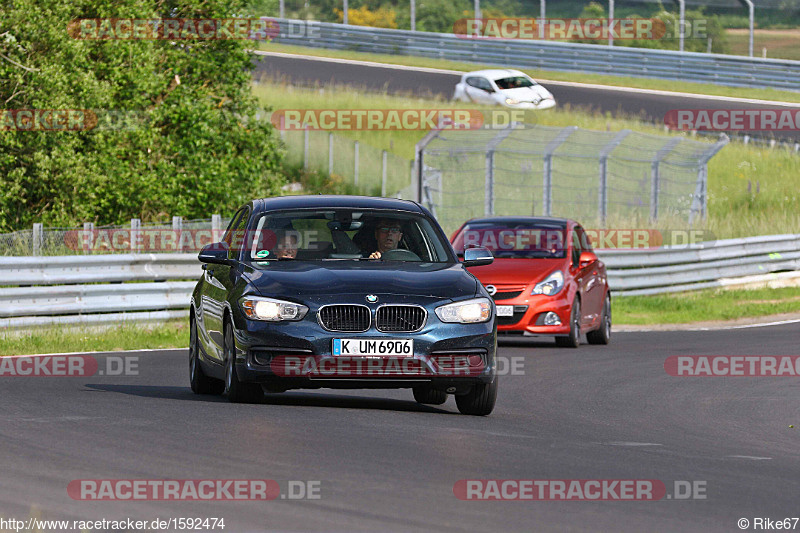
{"left": 244, "top": 209, "right": 455, "bottom": 264}
{"left": 451, "top": 220, "right": 567, "bottom": 259}
{"left": 494, "top": 76, "right": 536, "bottom": 90}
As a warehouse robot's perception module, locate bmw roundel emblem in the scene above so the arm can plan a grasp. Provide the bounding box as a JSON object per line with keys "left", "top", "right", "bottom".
{"left": 485, "top": 285, "right": 497, "bottom": 296}
{"left": 366, "top": 295, "right": 378, "bottom": 303}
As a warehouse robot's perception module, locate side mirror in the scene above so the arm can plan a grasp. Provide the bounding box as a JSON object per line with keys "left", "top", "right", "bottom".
{"left": 463, "top": 247, "right": 494, "bottom": 267}
{"left": 199, "top": 242, "right": 231, "bottom": 265}
{"left": 579, "top": 251, "right": 598, "bottom": 268}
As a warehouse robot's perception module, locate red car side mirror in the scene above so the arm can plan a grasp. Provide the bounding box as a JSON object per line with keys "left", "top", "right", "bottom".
{"left": 579, "top": 251, "right": 598, "bottom": 268}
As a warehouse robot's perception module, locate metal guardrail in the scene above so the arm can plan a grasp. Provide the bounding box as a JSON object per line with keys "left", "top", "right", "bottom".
{"left": 0, "top": 234, "right": 797, "bottom": 328}
{"left": 602, "top": 233, "right": 800, "bottom": 295}
{"left": 270, "top": 20, "right": 800, "bottom": 91}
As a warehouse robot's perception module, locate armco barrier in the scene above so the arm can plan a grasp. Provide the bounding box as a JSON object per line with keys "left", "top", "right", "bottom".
{"left": 0, "top": 234, "right": 797, "bottom": 328}
{"left": 267, "top": 20, "right": 800, "bottom": 91}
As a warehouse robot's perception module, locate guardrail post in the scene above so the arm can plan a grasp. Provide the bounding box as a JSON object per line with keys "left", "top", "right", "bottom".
{"left": 543, "top": 126, "right": 578, "bottom": 216}
{"left": 32, "top": 223, "right": 43, "bottom": 256}
{"left": 650, "top": 137, "right": 682, "bottom": 222}
{"left": 83, "top": 222, "right": 94, "bottom": 254}
{"left": 328, "top": 133, "right": 334, "bottom": 176}
{"left": 130, "top": 218, "right": 141, "bottom": 253}
{"left": 381, "top": 150, "right": 388, "bottom": 197}
{"left": 172, "top": 216, "right": 183, "bottom": 253}
{"left": 354, "top": 140, "right": 359, "bottom": 186}
{"left": 598, "top": 129, "right": 631, "bottom": 225}
{"left": 211, "top": 214, "right": 222, "bottom": 243}
{"left": 303, "top": 127, "right": 309, "bottom": 170}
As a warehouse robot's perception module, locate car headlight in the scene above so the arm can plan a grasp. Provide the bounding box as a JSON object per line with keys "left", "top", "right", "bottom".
{"left": 505, "top": 98, "right": 520, "bottom": 105}
{"left": 435, "top": 297, "right": 492, "bottom": 323}
{"left": 239, "top": 296, "right": 308, "bottom": 321}
{"left": 532, "top": 270, "right": 564, "bottom": 296}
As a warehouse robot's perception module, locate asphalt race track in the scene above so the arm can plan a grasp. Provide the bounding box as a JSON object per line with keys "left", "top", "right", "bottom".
{"left": 252, "top": 51, "right": 800, "bottom": 143}
{"left": 1, "top": 324, "right": 799, "bottom": 532}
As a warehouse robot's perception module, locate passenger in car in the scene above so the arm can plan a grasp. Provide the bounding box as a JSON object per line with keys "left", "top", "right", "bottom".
{"left": 274, "top": 231, "right": 298, "bottom": 259}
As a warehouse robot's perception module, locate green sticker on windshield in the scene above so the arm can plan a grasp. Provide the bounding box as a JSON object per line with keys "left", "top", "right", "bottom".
{"left": 255, "top": 250, "right": 270, "bottom": 258}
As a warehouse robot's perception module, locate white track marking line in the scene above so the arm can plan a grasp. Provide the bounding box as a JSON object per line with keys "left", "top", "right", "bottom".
{"left": 251, "top": 50, "right": 800, "bottom": 107}
{"left": 614, "top": 318, "right": 800, "bottom": 333}
{"left": 0, "top": 348, "right": 187, "bottom": 359}
{"left": 603, "top": 442, "right": 663, "bottom": 447}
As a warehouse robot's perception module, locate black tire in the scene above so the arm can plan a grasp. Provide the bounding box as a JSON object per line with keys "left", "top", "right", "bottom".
{"left": 455, "top": 376, "right": 498, "bottom": 416}
{"left": 223, "top": 319, "right": 263, "bottom": 404}
{"left": 189, "top": 314, "right": 224, "bottom": 395}
{"left": 412, "top": 386, "right": 448, "bottom": 405}
{"left": 555, "top": 299, "right": 581, "bottom": 348}
{"left": 586, "top": 295, "right": 611, "bottom": 345}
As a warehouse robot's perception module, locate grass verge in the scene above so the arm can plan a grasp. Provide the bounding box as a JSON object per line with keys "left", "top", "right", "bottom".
{"left": 0, "top": 319, "right": 187, "bottom": 357}
{"left": 256, "top": 42, "right": 800, "bottom": 104}
{"left": 728, "top": 29, "right": 800, "bottom": 61}
{"left": 615, "top": 286, "right": 800, "bottom": 325}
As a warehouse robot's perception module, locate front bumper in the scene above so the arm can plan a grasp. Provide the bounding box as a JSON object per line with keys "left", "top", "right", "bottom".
{"left": 495, "top": 292, "right": 572, "bottom": 336}
{"left": 500, "top": 98, "right": 557, "bottom": 110}
{"left": 230, "top": 302, "right": 497, "bottom": 391}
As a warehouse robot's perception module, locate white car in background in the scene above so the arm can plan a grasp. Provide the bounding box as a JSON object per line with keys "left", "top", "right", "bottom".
{"left": 453, "top": 69, "right": 556, "bottom": 110}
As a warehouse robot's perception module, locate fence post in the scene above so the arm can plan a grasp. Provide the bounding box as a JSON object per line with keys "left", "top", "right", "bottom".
{"left": 414, "top": 129, "right": 442, "bottom": 205}
{"left": 328, "top": 133, "right": 334, "bottom": 176}
{"left": 542, "top": 126, "right": 578, "bottom": 217}
{"left": 130, "top": 218, "right": 141, "bottom": 253}
{"left": 32, "top": 223, "right": 42, "bottom": 256}
{"left": 381, "top": 150, "right": 388, "bottom": 197}
{"left": 83, "top": 222, "right": 94, "bottom": 254}
{"left": 172, "top": 216, "right": 183, "bottom": 253}
{"left": 410, "top": 160, "right": 414, "bottom": 200}
{"left": 650, "top": 137, "right": 681, "bottom": 222}
{"left": 598, "top": 130, "right": 631, "bottom": 225}
{"left": 690, "top": 135, "right": 729, "bottom": 225}
{"left": 211, "top": 214, "right": 222, "bottom": 243}
{"left": 484, "top": 123, "right": 517, "bottom": 217}
{"left": 354, "top": 141, "right": 359, "bottom": 186}
{"left": 303, "top": 127, "right": 309, "bottom": 170}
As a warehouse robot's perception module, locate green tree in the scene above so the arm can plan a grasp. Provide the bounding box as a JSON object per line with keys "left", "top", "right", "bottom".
{"left": 0, "top": 0, "right": 284, "bottom": 231}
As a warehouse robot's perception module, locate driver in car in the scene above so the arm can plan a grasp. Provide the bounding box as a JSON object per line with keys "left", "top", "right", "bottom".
{"left": 368, "top": 219, "right": 403, "bottom": 259}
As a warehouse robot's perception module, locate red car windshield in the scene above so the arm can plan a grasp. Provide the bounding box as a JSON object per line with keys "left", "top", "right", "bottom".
{"left": 452, "top": 221, "right": 567, "bottom": 259}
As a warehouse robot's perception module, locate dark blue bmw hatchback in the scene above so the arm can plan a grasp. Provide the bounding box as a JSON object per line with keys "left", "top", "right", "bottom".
{"left": 190, "top": 195, "right": 498, "bottom": 415}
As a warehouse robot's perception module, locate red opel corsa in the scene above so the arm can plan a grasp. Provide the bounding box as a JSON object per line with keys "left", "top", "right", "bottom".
{"left": 450, "top": 217, "right": 611, "bottom": 347}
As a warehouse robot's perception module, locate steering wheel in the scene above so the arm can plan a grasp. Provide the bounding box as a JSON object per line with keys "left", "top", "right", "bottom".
{"left": 380, "top": 248, "right": 421, "bottom": 261}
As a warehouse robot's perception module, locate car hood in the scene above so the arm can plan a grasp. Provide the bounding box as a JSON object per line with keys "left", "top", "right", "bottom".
{"left": 497, "top": 85, "right": 553, "bottom": 101}
{"left": 242, "top": 261, "right": 478, "bottom": 302}
{"left": 466, "top": 258, "right": 566, "bottom": 287}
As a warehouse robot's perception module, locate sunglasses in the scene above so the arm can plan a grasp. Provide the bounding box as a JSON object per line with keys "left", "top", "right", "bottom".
{"left": 378, "top": 227, "right": 402, "bottom": 234}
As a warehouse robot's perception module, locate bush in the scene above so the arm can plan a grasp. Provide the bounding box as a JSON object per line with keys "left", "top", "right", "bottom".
{"left": 0, "top": 0, "right": 285, "bottom": 231}
{"left": 335, "top": 6, "right": 398, "bottom": 28}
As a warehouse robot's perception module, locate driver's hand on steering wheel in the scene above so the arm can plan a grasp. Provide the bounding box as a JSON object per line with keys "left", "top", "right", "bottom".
{"left": 369, "top": 251, "right": 382, "bottom": 259}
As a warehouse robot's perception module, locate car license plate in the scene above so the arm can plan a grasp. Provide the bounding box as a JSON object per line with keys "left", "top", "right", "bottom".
{"left": 332, "top": 339, "right": 413, "bottom": 357}
{"left": 496, "top": 305, "right": 514, "bottom": 317}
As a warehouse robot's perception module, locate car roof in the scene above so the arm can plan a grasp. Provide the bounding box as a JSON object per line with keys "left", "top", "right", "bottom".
{"left": 463, "top": 69, "right": 528, "bottom": 80}
{"left": 251, "top": 195, "right": 425, "bottom": 214}
{"left": 461, "top": 216, "right": 573, "bottom": 226}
